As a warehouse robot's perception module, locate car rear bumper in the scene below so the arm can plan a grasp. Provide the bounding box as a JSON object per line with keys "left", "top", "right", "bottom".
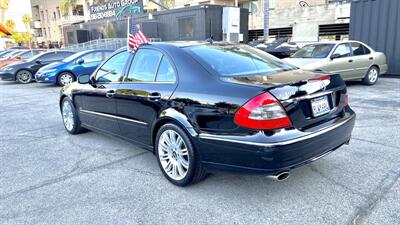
{"left": 196, "top": 110, "right": 355, "bottom": 175}
{"left": 0, "top": 72, "right": 15, "bottom": 81}
{"left": 380, "top": 64, "right": 388, "bottom": 75}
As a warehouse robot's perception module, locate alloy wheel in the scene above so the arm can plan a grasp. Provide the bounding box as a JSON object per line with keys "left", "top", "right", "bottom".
{"left": 62, "top": 101, "right": 74, "bottom": 131}
{"left": 158, "top": 129, "right": 190, "bottom": 181}
{"left": 59, "top": 73, "right": 74, "bottom": 86}
{"left": 16, "top": 70, "right": 32, "bottom": 84}
{"left": 368, "top": 68, "right": 378, "bottom": 83}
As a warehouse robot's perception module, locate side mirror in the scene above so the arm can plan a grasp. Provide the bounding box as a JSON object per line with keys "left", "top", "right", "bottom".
{"left": 78, "top": 74, "right": 90, "bottom": 84}
{"left": 36, "top": 60, "right": 42, "bottom": 64}
{"left": 15, "top": 56, "right": 21, "bottom": 60}
{"left": 330, "top": 53, "right": 341, "bottom": 60}
{"left": 76, "top": 58, "right": 84, "bottom": 64}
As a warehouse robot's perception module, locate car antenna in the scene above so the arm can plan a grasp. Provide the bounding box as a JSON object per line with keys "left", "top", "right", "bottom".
{"left": 206, "top": 35, "right": 214, "bottom": 44}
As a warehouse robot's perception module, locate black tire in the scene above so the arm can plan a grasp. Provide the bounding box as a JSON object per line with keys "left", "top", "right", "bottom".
{"left": 61, "top": 98, "right": 85, "bottom": 134}
{"left": 16, "top": 70, "right": 33, "bottom": 84}
{"left": 362, "top": 66, "right": 379, "bottom": 85}
{"left": 155, "top": 123, "right": 207, "bottom": 186}
{"left": 57, "top": 72, "right": 75, "bottom": 87}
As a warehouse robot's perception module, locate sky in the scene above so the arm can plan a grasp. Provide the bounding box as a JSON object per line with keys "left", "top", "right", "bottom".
{"left": 5, "top": 0, "right": 32, "bottom": 32}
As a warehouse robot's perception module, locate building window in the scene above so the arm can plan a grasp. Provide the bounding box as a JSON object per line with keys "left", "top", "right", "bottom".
{"left": 73, "top": 5, "right": 84, "bottom": 16}
{"left": 56, "top": 7, "right": 61, "bottom": 19}
{"left": 178, "top": 17, "right": 194, "bottom": 39}
{"left": 269, "top": 0, "right": 276, "bottom": 9}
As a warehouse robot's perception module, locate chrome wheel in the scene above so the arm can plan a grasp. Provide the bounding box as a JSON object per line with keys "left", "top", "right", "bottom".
{"left": 59, "top": 73, "right": 74, "bottom": 86}
{"left": 62, "top": 101, "right": 74, "bottom": 131}
{"left": 158, "top": 130, "right": 189, "bottom": 181}
{"left": 16, "top": 70, "right": 32, "bottom": 84}
{"left": 368, "top": 68, "right": 379, "bottom": 83}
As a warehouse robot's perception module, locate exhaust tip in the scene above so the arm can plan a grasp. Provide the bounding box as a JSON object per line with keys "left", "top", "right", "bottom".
{"left": 267, "top": 171, "right": 290, "bottom": 181}
{"left": 276, "top": 172, "right": 290, "bottom": 181}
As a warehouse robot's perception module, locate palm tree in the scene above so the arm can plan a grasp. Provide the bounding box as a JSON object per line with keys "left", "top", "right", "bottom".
{"left": 5, "top": 19, "right": 14, "bottom": 30}
{"left": 22, "top": 14, "right": 31, "bottom": 33}
{"left": 0, "top": 0, "right": 9, "bottom": 24}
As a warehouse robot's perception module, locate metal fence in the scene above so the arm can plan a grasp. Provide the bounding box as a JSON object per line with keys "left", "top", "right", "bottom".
{"left": 65, "top": 38, "right": 128, "bottom": 51}
{"left": 65, "top": 38, "right": 163, "bottom": 51}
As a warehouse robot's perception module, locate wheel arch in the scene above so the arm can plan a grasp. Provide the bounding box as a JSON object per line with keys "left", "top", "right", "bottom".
{"left": 56, "top": 70, "right": 76, "bottom": 80}
{"left": 151, "top": 108, "right": 198, "bottom": 150}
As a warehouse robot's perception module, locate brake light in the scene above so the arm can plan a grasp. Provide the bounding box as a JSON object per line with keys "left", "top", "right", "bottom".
{"left": 343, "top": 94, "right": 349, "bottom": 107}
{"left": 234, "top": 93, "right": 292, "bottom": 130}
{"left": 309, "top": 75, "right": 331, "bottom": 82}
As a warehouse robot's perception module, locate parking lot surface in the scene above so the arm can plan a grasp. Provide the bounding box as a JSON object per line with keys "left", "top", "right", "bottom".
{"left": 0, "top": 78, "right": 399, "bottom": 225}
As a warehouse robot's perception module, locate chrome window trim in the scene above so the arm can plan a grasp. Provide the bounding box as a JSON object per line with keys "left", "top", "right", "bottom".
{"left": 79, "top": 109, "right": 148, "bottom": 126}
{"left": 199, "top": 114, "right": 354, "bottom": 147}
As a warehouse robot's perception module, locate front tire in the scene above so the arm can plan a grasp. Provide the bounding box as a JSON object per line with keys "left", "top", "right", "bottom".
{"left": 155, "top": 123, "right": 207, "bottom": 186}
{"left": 57, "top": 72, "right": 75, "bottom": 87}
{"left": 61, "top": 98, "right": 84, "bottom": 134}
{"left": 16, "top": 70, "right": 33, "bottom": 84}
{"left": 362, "top": 66, "right": 379, "bottom": 85}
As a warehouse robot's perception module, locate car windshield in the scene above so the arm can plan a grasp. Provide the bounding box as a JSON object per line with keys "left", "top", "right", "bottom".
{"left": 291, "top": 44, "right": 335, "bottom": 58}
{"left": 0, "top": 50, "right": 21, "bottom": 59}
{"left": 184, "top": 44, "right": 296, "bottom": 77}
{"left": 18, "top": 50, "right": 43, "bottom": 59}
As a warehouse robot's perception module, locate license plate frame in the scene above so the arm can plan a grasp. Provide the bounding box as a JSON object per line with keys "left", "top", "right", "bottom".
{"left": 310, "top": 95, "right": 331, "bottom": 117}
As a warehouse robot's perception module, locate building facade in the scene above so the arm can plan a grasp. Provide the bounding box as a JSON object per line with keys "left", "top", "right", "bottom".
{"left": 30, "top": 0, "right": 89, "bottom": 46}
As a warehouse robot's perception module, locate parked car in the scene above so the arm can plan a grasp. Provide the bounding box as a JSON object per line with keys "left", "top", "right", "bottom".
{"left": 59, "top": 43, "right": 355, "bottom": 186}
{"left": 0, "top": 50, "right": 75, "bottom": 84}
{"left": 0, "top": 49, "right": 45, "bottom": 69}
{"left": 254, "top": 37, "right": 299, "bottom": 58}
{"left": 36, "top": 49, "right": 114, "bottom": 86}
{"left": 283, "top": 41, "right": 388, "bottom": 85}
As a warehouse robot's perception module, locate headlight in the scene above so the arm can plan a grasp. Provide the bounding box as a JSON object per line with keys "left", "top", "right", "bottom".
{"left": 2, "top": 67, "right": 14, "bottom": 71}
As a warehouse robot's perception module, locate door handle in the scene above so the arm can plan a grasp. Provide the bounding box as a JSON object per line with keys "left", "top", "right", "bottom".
{"left": 105, "top": 90, "right": 115, "bottom": 98}
{"left": 148, "top": 92, "right": 161, "bottom": 101}
{"left": 369, "top": 57, "right": 374, "bottom": 60}
{"left": 348, "top": 59, "right": 353, "bottom": 63}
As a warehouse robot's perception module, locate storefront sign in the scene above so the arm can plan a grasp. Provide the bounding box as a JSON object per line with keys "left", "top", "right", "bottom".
{"left": 89, "top": 0, "right": 143, "bottom": 20}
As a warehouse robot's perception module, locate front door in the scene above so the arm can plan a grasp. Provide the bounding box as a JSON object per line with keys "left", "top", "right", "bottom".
{"left": 78, "top": 51, "right": 131, "bottom": 135}
{"left": 324, "top": 43, "right": 355, "bottom": 80}
{"left": 114, "top": 48, "right": 178, "bottom": 146}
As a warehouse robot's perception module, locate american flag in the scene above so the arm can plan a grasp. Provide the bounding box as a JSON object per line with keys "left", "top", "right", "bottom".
{"left": 127, "top": 17, "right": 148, "bottom": 52}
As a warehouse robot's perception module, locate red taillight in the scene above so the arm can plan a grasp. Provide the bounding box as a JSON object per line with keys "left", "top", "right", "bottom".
{"left": 343, "top": 94, "right": 349, "bottom": 107}
{"left": 234, "top": 92, "right": 292, "bottom": 130}
{"left": 309, "top": 75, "right": 331, "bottom": 82}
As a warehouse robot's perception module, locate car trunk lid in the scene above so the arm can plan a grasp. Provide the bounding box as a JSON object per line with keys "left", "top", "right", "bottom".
{"left": 222, "top": 69, "right": 348, "bottom": 130}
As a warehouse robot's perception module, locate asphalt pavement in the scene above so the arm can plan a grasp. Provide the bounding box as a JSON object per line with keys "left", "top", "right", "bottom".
{"left": 0, "top": 78, "right": 399, "bottom": 225}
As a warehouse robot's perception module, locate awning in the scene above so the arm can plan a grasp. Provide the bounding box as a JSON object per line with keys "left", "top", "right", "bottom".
{"left": 0, "top": 23, "right": 12, "bottom": 35}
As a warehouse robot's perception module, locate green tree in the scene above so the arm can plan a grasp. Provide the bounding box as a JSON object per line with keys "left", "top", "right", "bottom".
{"left": 60, "top": 0, "right": 78, "bottom": 16}
{"left": 0, "top": 0, "right": 9, "bottom": 24}
{"left": 105, "top": 22, "right": 116, "bottom": 38}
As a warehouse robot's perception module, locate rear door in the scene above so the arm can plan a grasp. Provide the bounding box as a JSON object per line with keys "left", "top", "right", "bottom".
{"left": 323, "top": 43, "right": 355, "bottom": 80}
{"left": 350, "top": 42, "right": 373, "bottom": 78}
{"left": 78, "top": 51, "right": 131, "bottom": 135}
{"left": 114, "top": 48, "right": 178, "bottom": 146}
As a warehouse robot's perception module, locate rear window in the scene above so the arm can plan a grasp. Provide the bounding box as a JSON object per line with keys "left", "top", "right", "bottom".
{"left": 184, "top": 44, "right": 295, "bottom": 77}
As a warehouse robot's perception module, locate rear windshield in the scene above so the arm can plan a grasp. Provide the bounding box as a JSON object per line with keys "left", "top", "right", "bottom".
{"left": 291, "top": 44, "right": 335, "bottom": 59}
{"left": 184, "top": 44, "right": 296, "bottom": 77}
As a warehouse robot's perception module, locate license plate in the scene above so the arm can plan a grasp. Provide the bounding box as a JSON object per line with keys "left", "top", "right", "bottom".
{"left": 311, "top": 96, "right": 330, "bottom": 117}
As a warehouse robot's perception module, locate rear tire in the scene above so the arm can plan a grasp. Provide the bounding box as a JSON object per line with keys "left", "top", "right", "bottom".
{"left": 57, "top": 72, "right": 75, "bottom": 87}
{"left": 362, "top": 66, "right": 379, "bottom": 85}
{"left": 155, "top": 123, "right": 207, "bottom": 186}
{"left": 16, "top": 70, "right": 33, "bottom": 84}
{"left": 61, "top": 98, "right": 85, "bottom": 134}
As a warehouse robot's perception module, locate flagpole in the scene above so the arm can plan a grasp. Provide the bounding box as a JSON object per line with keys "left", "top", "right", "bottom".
{"left": 127, "top": 17, "right": 130, "bottom": 52}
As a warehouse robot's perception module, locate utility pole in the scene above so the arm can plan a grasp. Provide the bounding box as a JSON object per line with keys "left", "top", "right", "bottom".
{"left": 264, "top": 0, "right": 269, "bottom": 41}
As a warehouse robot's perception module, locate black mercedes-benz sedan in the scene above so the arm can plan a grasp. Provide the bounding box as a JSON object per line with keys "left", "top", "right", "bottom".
{"left": 59, "top": 43, "right": 355, "bottom": 186}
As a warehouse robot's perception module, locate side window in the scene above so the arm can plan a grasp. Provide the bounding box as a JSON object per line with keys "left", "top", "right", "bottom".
{"left": 126, "top": 49, "right": 162, "bottom": 82}
{"left": 351, "top": 43, "right": 366, "bottom": 56}
{"left": 156, "top": 57, "right": 176, "bottom": 82}
{"left": 363, "top": 45, "right": 371, "bottom": 54}
{"left": 39, "top": 53, "right": 55, "bottom": 61}
{"left": 81, "top": 52, "right": 103, "bottom": 63}
{"left": 95, "top": 51, "right": 130, "bottom": 83}
{"left": 332, "top": 44, "right": 351, "bottom": 58}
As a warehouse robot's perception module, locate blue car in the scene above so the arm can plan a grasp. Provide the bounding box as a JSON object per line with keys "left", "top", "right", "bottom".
{"left": 35, "top": 49, "right": 114, "bottom": 86}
